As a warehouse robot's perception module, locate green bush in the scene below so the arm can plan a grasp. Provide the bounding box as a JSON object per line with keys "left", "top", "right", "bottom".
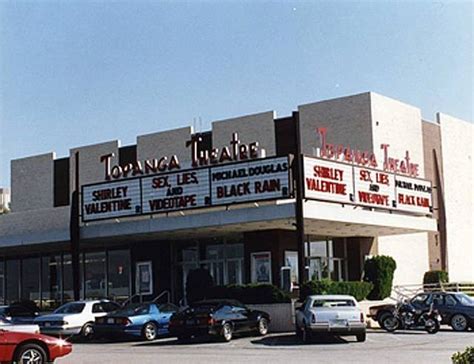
{"left": 423, "top": 270, "right": 449, "bottom": 285}
{"left": 363, "top": 255, "right": 397, "bottom": 300}
{"left": 452, "top": 346, "right": 474, "bottom": 364}
{"left": 207, "top": 284, "right": 291, "bottom": 304}
{"left": 186, "top": 268, "right": 214, "bottom": 303}
{"left": 300, "top": 279, "right": 373, "bottom": 302}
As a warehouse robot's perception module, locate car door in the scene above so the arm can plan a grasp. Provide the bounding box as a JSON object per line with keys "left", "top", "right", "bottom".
{"left": 230, "top": 304, "right": 252, "bottom": 333}
{"left": 442, "top": 294, "right": 459, "bottom": 323}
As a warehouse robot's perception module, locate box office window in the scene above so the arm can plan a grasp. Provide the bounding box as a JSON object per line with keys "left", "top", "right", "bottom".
{"left": 6, "top": 260, "right": 20, "bottom": 304}
{"left": 84, "top": 252, "right": 106, "bottom": 300}
{"left": 21, "top": 257, "right": 40, "bottom": 305}
{"left": 41, "top": 255, "right": 62, "bottom": 310}
{"left": 108, "top": 250, "right": 130, "bottom": 302}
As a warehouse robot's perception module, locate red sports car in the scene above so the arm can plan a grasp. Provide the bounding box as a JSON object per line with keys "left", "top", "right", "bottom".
{"left": 0, "top": 329, "right": 72, "bottom": 364}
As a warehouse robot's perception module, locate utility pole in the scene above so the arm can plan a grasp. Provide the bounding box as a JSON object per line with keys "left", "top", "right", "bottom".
{"left": 293, "top": 111, "right": 307, "bottom": 294}
{"left": 70, "top": 151, "right": 81, "bottom": 301}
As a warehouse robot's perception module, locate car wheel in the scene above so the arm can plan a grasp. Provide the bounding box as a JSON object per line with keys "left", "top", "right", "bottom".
{"left": 81, "top": 322, "right": 95, "bottom": 339}
{"left": 381, "top": 314, "right": 399, "bottom": 332}
{"left": 14, "top": 343, "right": 48, "bottom": 364}
{"left": 257, "top": 318, "right": 269, "bottom": 336}
{"left": 142, "top": 322, "right": 158, "bottom": 341}
{"left": 451, "top": 314, "right": 469, "bottom": 332}
{"left": 356, "top": 332, "right": 366, "bottom": 342}
{"left": 378, "top": 312, "right": 392, "bottom": 330}
{"left": 221, "top": 323, "right": 233, "bottom": 342}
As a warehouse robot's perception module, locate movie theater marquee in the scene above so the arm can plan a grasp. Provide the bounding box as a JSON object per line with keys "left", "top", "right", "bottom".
{"left": 82, "top": 156, "right": 291, "bottom": 222}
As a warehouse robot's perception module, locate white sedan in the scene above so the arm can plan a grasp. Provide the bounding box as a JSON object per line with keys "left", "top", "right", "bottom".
{"left": 295, "top": 295, "right": 366, "bottom": 342}
{"left": 0, "top": 316, "right": 40, "bottom": 334}
{"left": 34, "top": 300, "right": 120, "bottom": 338}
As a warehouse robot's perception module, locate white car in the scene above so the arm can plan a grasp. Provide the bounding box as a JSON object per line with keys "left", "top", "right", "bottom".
{"left": 34, "top": 300, "right": 120, "bottom": 338}
{"left": 295, "top": 295, "right": 366, "bottom": 343}
{"left": 0, "top": 316, "right": 40, "bottom": 334}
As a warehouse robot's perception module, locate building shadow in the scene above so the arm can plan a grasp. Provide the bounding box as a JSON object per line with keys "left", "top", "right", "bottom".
{"left": 251, "top": 333, "right": 349, "bottom": 346}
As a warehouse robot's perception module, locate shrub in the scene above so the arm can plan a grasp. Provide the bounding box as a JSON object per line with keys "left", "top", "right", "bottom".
{"left": 186, "top": 268, "right": 214, "bottom": 303}
{"left": 452, "top": 346, "right": 474, "bottom": 364}
{"left": 207, "top": 284, "right": 291, "bottom": 304}
{"left": 363, "top": 255, "right": 397, "bottom": 300}
{"left": 300, "top": 279, "right": 373, "bottom": 302}
{"left": 423, "top": 270, "right": 449, "bottom": 285}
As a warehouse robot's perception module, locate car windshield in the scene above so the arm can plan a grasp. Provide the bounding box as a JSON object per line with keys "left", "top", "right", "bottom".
{"left": 456, "top": 293, "right": 474, "bottom": 306}
{"left": 158, "top": 303, "right": 177, "bottom": 313}
{"left": 312, "top": 299, "right": 355, "bottom": 307}
{"left": 54, "top": 302, "right": 86, "bottom": 314}
{"left": 119, "top": 304, "right": 150, "bottom": 316}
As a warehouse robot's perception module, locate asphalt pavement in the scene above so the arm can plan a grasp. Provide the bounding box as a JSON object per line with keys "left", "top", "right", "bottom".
{"left": 56, "top": 329, "right": 473, "bottom": 364}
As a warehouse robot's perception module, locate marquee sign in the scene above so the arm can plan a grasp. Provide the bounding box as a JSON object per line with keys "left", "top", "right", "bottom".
{"left": 211, "top": 158, "right": 290, "bottom": 205}
{"left": 81, "top": 156, "right": 291, "bottom": 222}
{"left": 303, "top": 156, "right": 432, "bottom": 215}
{"left": 303, "top": 158, "right": 353, "bottom": 204}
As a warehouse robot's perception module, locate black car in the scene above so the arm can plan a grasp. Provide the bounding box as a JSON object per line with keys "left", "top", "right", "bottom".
{"left": 169, "top": 299, "right": 270, "bottom": 342}
{"left": 0, "top": 301, "right": 41, "bottom": 324}
{"left": 369, "top": 292, "right": 474, "bottom": 331}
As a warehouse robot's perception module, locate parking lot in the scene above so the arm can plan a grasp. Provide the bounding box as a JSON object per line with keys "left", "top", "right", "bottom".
{"left": 56, "top": 329, "right": 472, "bottom": 364}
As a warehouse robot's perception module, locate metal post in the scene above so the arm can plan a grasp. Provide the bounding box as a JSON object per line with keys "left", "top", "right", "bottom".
{"left": 70, "top": 151, "right": 81, "bottom": 301}
{"left": 293, "top": 112, "right": 307, "bottom": 295}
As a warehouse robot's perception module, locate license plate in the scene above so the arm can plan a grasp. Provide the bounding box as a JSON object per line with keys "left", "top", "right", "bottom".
{"left": 107, "top": 318, "right": 114, "bottom": 324}
{"left": 330, "top": 319, "right": 348, "bottom": 327}
{"left": 186, "top": 319, "right": 197, "bottom": 325}
{"left": 44, "top": 322, "right": 51, "bottom": 327}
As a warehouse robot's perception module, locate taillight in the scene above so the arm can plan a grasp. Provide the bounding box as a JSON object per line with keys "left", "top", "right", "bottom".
{"left": 360, "top": 312, "right": 364, "bottom": 323}
{"left": 207, "top": 317, "right": 215, "bottom": 326}
{"left": 311, "top": 314, "right": 316, "bottom": 324}
{"left": 96, "top": 318, "right": 104, "bottom": 324}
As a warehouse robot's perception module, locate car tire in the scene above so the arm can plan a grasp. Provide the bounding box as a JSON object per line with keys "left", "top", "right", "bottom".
{"left": 356, "top": 332, "right": 366, "bottom": 342}
{"left": 14, "top": 343, "right": 48, "bottom": 364}
{"left": 221, "top": 323, "right": 233, "bottom": 342}
{"left": 381, "top": 314, "right": 399, "bottom": 332}
{"left": 142, "top": 322, "right": 158, "bottom": 341}
{"left": 378, "top": 312, "right": 392, "bottom": 330}
{"left": 81, "top": 322, "right": 95, "bottom": 339}
{"left": 450, "top": 314, "right": 469, "bottom": 332}
{"left": 257, "top": 318, "right": 269, "bottom": 336}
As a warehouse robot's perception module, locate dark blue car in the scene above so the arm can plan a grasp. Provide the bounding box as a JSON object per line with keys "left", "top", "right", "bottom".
{"left": 94, "top": 302, "right": 179, "bottom": 340}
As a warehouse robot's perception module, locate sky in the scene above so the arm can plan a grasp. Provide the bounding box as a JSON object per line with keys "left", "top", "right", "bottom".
{"left": 0, "top": 0, "right": 472, "bottom": 188}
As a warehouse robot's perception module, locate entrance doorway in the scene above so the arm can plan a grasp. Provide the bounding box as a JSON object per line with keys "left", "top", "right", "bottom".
{"left": 175, "top": 237, "right": 244, "bottom": 302}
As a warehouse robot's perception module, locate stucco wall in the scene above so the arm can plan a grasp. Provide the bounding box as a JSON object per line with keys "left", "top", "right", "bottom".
{"left": 212, "top": 111, "right": 276, "bottom": 158}
{"left": 137, "top": 126, "right": 193, "bottom": 168}
{"left": 298, "top": 92, "right": 373, "bottom": 156}
{"left": 70, "top": 140, "right": 120, "bottom": 194}
{"left": 370, "top": 93, "right": 430, "bottom": 286}
{"left": 11, "top": 152, "right": 55, "bottom": 212}
{"left": 377, "top": 233, "right": 430, "bottom": 286}
{"left": 438, "top": 113, "right": 474, "bottom": 282}
{"left": 370, "top": 92, "right": 425, "bottom": 178}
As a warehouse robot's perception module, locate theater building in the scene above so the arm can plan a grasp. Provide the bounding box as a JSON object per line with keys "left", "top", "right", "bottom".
{"left": 0, "top": 92, "right": 472, "bottom": 309}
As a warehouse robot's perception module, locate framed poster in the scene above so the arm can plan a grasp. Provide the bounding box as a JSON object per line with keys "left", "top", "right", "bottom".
{"left": 284, "top": 250, "right": 299, "bottom": 286}
{"left": 251, "top": 252, "right": 272, "bottom": 284}
{"left": 135, "top": 261, "right": 153, "bottom": 295}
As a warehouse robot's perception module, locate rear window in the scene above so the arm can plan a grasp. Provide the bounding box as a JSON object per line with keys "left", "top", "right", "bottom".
{"left": 312, "top": 299, "right": 355, "bottom": 308}
{"left": 119, "top": 304, "right": 150, "bottom": 316}
{"left": 54, "top": 303, "right": 86, "bottom": 314}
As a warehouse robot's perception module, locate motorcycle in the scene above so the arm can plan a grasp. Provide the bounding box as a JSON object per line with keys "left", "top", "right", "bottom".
{"left": 381, "top": 301, "right": 442, "bottom": 334}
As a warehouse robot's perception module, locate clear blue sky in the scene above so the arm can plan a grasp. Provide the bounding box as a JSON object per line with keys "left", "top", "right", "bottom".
{"left": 0, "top": 1, "right": 472, "bottom": 187}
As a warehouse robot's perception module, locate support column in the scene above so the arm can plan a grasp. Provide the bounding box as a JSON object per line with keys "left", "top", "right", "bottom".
{"left": 293, "top": 112, "right": 307, "bottom": 293}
